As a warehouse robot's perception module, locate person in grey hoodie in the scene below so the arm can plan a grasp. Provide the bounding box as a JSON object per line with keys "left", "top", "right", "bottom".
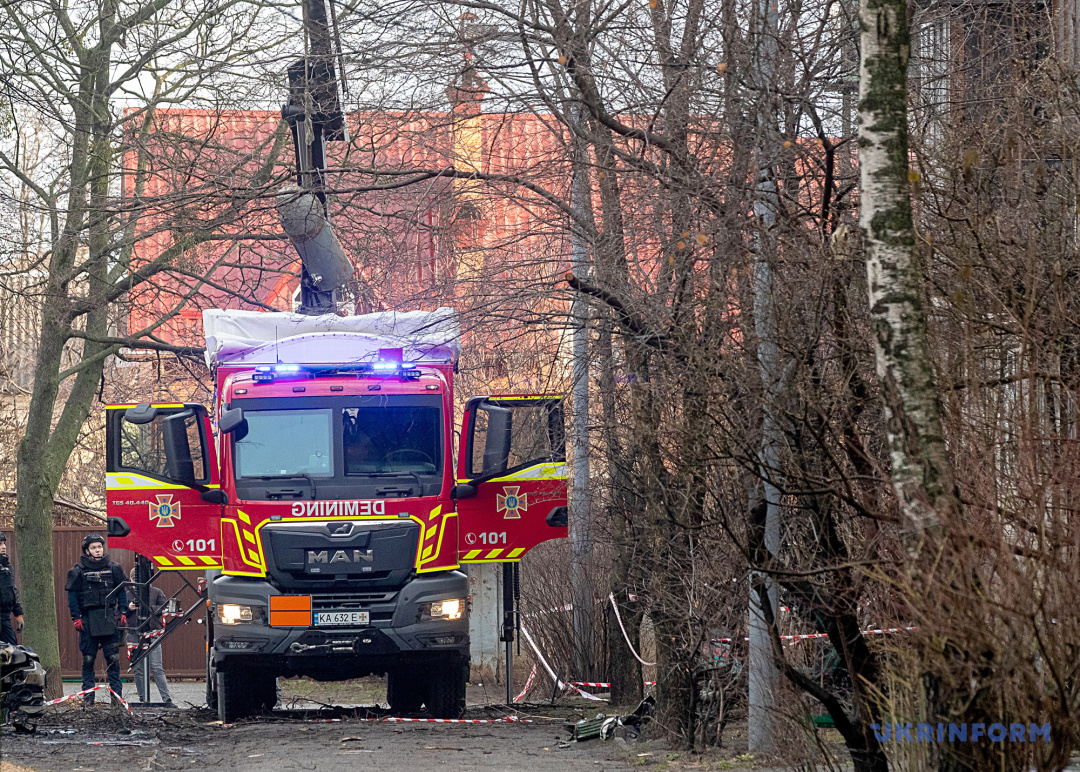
{"left": 127, "top": 584, "right": 174, "bottom": 706}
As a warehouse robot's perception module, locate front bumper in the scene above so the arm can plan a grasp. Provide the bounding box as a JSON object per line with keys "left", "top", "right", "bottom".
{"left": 210, "top": 570, "right": 469, "bottom": 677}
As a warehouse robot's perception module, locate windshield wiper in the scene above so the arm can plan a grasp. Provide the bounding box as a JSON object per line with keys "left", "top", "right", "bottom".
{"left": 252, "top": 473, "right": 318, "bottom": 500}
{"left": 362, "top": 471, "right": 422, "bottom": 495}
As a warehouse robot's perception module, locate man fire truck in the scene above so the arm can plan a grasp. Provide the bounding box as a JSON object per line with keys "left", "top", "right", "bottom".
{"left": 105, "top": 309, "right": 568, "bottom": 720}
{"left": 104, "top": 16, "right": 568, "bottom": 720}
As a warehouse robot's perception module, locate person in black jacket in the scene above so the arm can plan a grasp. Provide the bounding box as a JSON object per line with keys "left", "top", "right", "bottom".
{"left": 65, "top": 534, "right": 131, "bottom": 705}
{"left": 0, "top": 533, "right": 24, "bottom": 644}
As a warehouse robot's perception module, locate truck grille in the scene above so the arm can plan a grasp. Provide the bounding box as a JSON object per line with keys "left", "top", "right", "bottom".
{"left": 310, "top": 592, "right": 397, "bottom": 611}
{"left": 261, "top": 520, "right": 419, "bottom": 590}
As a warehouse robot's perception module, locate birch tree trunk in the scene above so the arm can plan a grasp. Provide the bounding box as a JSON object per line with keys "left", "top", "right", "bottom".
{"left": 857, "top": 0, "right": 959, "bottom": 530}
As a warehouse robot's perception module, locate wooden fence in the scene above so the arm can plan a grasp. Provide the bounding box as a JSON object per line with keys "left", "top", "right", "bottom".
{"left": 4, "top": 527, "right": 207, "bottom": 679}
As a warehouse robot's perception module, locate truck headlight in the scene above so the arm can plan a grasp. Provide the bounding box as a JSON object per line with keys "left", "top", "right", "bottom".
{"left": 422, "top": 598, "right": 464, "bottom": 621}
{"left": 217, "top": 604, "right": 255, "bottom": 625}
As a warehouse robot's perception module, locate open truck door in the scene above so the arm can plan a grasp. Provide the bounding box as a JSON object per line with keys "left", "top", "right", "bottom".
{"left": 455, "top": 395, "right": 568, "bottom": 563}
{"left": 106, "top": 403, "right": 223, "bottom": 569}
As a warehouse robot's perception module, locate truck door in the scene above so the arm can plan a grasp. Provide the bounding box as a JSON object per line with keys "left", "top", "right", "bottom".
{"left": 455, "top": 396, "right": 568, "bottom": 562}
{"left": 106, "top": 403, "right": 223, "bottom": 570}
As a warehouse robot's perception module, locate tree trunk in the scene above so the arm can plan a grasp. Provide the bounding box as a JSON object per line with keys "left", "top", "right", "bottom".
{"left": 598, "top": 322, "right": 644, "bottom": 707}
{"left": 14, "top": 310, "right": 75, "bottom": 698}
{"left": 857, "top": 0, "right": 958, "bottom": 530}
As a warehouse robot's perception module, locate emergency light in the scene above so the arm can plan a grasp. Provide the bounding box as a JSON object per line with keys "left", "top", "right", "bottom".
{"left": 252, "top": 364, "right": 304, "bottom": 383}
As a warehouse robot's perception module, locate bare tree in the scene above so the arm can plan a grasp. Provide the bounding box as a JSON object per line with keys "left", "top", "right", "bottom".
{"left": 0, "top": 0, "right": 291, "bottom": 689}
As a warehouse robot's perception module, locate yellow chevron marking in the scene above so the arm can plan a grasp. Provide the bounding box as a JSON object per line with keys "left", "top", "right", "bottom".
{"left": 463, "top": 549, "right": 482, "bottom": 560}
{"left": 117, "top": 477, "right": 133, "bottom": 486}
{"left": 153, "top": 556, "right": 173, "bottom": 566}
{"left": 428, "top": 505, "right": 442, "bottom": 521}
{"left": 422, "top": 544, "right": 434, "bottom": 559}
{"left": 199, "top": 557, "right": 221, "bottom": 566}
{"left": 484, "top": 548, "right": 503, "bottom": 559}
{"left": 176, "top": 556, "right": 196, "bottom": 566}
{"left": 508, "top": 548, "right": 525, "bottom": 558}
{"left": 242, "top": 530, "right": 256, "bottom": 545}
{"left": 238, "top": 511, "right": 250, "bottom": 524}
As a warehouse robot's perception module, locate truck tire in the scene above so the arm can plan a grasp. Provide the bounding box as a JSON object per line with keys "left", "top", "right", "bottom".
{"left": 426, "top": 662, "right": 467, "bottom": 719}
{"left": 216, "top": 669, "right": 252, "bottom": 723}
{"left": 387, "top": 668, "right": 425, "bottom": 714}
{"left": 251, "top": 673, "right": 278, "bottom": 712}
{"left": 205, "top": 653, "right": 217, "bottom": 710}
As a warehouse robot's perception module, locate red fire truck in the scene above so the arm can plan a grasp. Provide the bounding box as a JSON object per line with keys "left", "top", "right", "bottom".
{"left": 105, "top": 308, "right": 568, "bottom": 720}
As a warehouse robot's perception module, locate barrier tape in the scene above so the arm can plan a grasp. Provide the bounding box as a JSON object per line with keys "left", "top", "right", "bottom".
{"left": 712, "top": 626, "right": 917, "bottom": 644}
{"left": 381, "top": 716, "right": 526, "bottom": 724}
{"left": 609, "top": 592, "right": 656, "bottom": 666}
{"left": 308, "top": 716, "right": 528, "bottom": 724}
{"left": 514, "top": 664, "right": 538, "bottom": 703}
{"left": 46, "top": 685, "right": 133, "bottom": 715}
{"left": 519, "top": 623, "right": 606, "bottom": 702}
{"left": 126, "top": 628, "right": 166, "bottom": 651}
{"left": 567, "top": 681, "right": 658, "bottom": 689}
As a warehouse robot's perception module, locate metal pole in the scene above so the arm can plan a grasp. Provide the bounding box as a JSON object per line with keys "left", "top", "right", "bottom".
{"left": 501, "top": 563, "right": 515, "bottom": 705}
{"left": 569, "top": 101, "right": 593, "bottom": 681}
{"left": 749, "top": 0, "right": 783, "bottom": 752}
{"left": 135, "top": 556, "right": 152, "bottom": 703}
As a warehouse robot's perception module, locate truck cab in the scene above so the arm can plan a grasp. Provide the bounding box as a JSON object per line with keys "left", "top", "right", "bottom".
{"left": 105, "top": 309, "right": 568, "bottom": 720}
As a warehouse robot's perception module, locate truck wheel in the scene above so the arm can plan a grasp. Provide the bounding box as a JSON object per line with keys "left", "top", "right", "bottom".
{"left": 251, "top": 673, "right": 278, "bottom": 712}
{"left": 387, "top": 668, "right": 424, "bottom": 714}
{"left": 216, "top": 669, "right": 252, "bottom": 723}
{"left": 205, "top": 653, "right": 217, "bottom": 710}
{"left": 426, "top": 662, "right": 467, "bottom": 719}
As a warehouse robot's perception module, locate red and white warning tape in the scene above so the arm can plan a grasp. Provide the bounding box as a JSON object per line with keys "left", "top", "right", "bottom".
{"left": 308, "top": 716, "right": 527, "bottom": 725}
{"left": 713, "top": 625, "right": 917, "bottom": 644}
{"left": 514, "top": 664, "right": 538, "bottom": 703}
{"left": 126, "top": 628, "right": 166, "bottom": 651}
{"left": 46, "top": 685, "right": 133, "bottom": 715}
{"left": 608, "top": 592, "right": 656, "bottom": 666}
{"left": 381, "top": 716, "right": 525, "bottom": 724}
{"left": 519, "top": 623, "right": 606, "bottom": 702}
{"left": 564, "top": 680, "right": 658, "bottom": 691}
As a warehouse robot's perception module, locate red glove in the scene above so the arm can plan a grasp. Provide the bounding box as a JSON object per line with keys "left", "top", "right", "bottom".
{"left": 73, "top": 618, "right": 84, "bottom": 632}
{"left": 120, "top": 614, "right": 127, "bottom": 626}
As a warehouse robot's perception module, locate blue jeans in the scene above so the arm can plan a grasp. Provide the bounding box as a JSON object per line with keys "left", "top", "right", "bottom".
{"left": 79, "top": 630, "right": 123, "bottom": 701}
{"left": 134, "top": 643, "right": 172, "bottom": 703}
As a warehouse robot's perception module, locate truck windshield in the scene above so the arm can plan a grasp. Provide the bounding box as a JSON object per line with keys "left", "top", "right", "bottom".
{"left": 343, "top": 406, "right": 441, "bottom": 475}
{"left": 236, "top": 409, "right": 334, "bottom": 478}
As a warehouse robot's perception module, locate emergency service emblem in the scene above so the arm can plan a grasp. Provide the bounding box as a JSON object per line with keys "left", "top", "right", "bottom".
{"left": 150, "top": 494, "right": 181, "bottom": 527}
{"left": 496, "top": 486, "right": 528, "bottom": 520}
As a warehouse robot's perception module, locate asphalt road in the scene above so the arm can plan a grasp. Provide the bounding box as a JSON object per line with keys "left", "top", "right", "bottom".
{"left": 3, "top": 680, "right": 635, "bottom": 772}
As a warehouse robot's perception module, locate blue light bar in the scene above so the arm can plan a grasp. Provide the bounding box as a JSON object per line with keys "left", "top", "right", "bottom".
{"left": 275, "top": 364, "right": 301, "bottom": 373}
{"left": 372, "top": 361, "right": 398, "bottom": 371}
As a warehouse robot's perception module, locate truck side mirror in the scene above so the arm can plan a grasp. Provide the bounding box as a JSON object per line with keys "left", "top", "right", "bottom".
{"left": 451, "top": 483, "right": 476, "bottom": 500}
{"left": 481, "top": 405, "right": 512, "bottom": 477}
{"left": 200, "top": 489, "right": 229, "bottom": 505}
{"left": 124, "top": 403, "right": 157, "bottom": 425}
{"left": 218, "top": 407, "right": 248, "bottom": 442}
{"left": 162, "top": 411, "right": 197, "bottom": 483}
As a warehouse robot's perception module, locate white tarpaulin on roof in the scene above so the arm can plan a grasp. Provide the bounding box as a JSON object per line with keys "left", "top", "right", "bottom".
{"left": 203, "top": 308, "right": 459, "bottom": 367}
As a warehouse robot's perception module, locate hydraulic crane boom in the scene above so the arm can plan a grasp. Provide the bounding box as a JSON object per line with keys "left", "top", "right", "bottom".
{"left": 278, "top": 0, "right": 352, "bottom": 315}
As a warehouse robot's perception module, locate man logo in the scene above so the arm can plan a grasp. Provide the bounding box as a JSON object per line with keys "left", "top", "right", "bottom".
{"left": 150, "top": 494, "right": 181, "bottom": 527}
{"left": 497, "top": 486, "right": 528, "bottom": 520}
